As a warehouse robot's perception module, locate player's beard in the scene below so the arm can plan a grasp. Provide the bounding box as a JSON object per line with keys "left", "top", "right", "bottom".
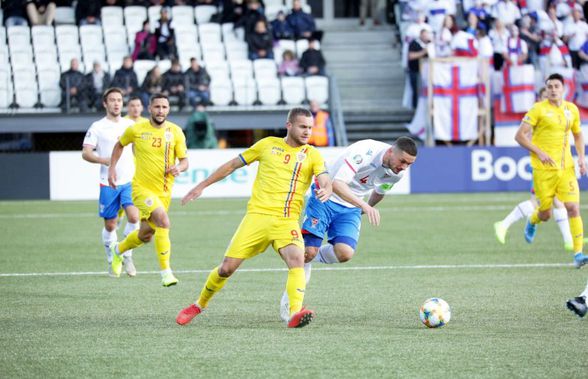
{"left": 151, "top": 115, "right": 166, "bottom": 125}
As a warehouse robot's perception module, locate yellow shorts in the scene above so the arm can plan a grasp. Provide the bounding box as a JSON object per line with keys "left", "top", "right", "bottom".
{"left": 132, "top": 185, "right": 171, "bottom": 220}
{"left": 533, "top": 167, "right": 579, "bottom": 211}
{"left": 225, "top": 213, "right": 304, "bottom": 259}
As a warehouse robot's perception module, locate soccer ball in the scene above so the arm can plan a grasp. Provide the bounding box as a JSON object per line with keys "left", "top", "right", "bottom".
{"left": 419, "top": 298, "right": 451, "bottom": 328}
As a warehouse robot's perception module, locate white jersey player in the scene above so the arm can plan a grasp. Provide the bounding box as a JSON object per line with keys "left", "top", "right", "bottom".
{"left": 82, "top": 88, "right": 140, "bottom": 277}
{"left": 280, "top": 137, "right": 418, "bottom": 321}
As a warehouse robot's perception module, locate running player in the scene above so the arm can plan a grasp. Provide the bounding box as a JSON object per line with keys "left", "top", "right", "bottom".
{"left": 125, "top": 96, "right": 149, "bottom": 124}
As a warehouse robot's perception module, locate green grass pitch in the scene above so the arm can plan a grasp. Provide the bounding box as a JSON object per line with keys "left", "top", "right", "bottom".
{"left": 1, "top": 193, "right": 588, "bottom": 378}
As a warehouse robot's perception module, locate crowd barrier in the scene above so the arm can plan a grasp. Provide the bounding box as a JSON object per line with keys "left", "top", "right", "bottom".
{"left": 2, "top": 147, "right": 587, "bottom": 200}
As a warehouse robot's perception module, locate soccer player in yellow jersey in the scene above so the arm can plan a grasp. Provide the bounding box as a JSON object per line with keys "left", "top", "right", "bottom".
{"left": 176, "top": 108, "right": 332, "bottom": 328}
{"left": 124, "top": 96, "right": 149, "bottom": 124}
{"left": 515, "top": 73, "right": 588, "bottom": 268}
{"left": 108, "top": 94, "right": 189, "bottom": 286}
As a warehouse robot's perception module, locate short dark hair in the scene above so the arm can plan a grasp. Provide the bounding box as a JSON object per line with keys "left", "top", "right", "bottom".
{"left": 149, "top": 93, "right": 169, "bottom": 104}
{"left": 102, "top": 87, "right": 124, "bottom": 103}
{"left": 393, "top": 136, "right": 418, "bottom": 156}
{"left": 287, "top": 107, "right": 312, "bottom": 124}
{"left": 128, "top": 95, "right": 142, "bottom": 104}
{"left": 545, "top": 73, "right": 564, "bottom": 85}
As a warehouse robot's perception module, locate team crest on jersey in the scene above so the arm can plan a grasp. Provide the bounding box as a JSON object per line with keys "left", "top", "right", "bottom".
{"left": 141, "top": 132, "right": 151, "bottom": 140}
{"left": 164, "top": 131, "right": 173, "bottom": 142}
{"left": 145, "top": 197, "right": 153, "bottom": 207}
{"left": 564, "top": 109, "right": 572, "bottom": 120}
{"left": 311, "top": 218, "right": 319, "bottom": 227}
{"left": 353, "top": 154, "right": 363, "bottom": 164}
{"left": 296, "top": 152, "right": 306, "bottom": 162}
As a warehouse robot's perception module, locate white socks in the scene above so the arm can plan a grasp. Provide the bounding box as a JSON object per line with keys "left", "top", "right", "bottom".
{"left": 313, "top": 244, "right": 340, "bottom": 264}
{"left": 553, "top": 207, "right": 573, "bottom": 245}
{"left": 502, "top": 200, "right": 535, "bottom": 229}
{"left": 102, "top": 228, "right": 117, "bottom": 263}
{"left": 581, "top": 280, "right": 588, "bottom": 299}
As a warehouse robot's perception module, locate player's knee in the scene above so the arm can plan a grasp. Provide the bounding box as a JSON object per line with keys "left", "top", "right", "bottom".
{"left": 139, "top": 230, "right": 154, "bottom": 242}
{"left": 538, "top": 211, "right": 551, "bottom": 222}
{"left": 304, "top": 247, "right": 319, "bottom": 263}
{"left": 127, "top": 210, "right": 140, "bottom": 224}
{"left": 104, "top": 221, "right": 117, "bottom": 232}
{"left": 566, "top": 204, "right": 580, "bottom": 218}
{"left": 217, "top": 265, "right": 235, "bottom": 278}
{"left": 335, "top": 245, "right": 355, "bottom": 263}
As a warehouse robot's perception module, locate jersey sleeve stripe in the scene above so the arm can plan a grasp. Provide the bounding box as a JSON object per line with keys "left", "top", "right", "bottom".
{"left": 283, "top": 147, "right": 307, "bottom": 217}
{"left": 238, "top": 154, "right": 248, "bottom": 165}
{"left": 344, "top": 159, "right": 357, "bottom": 173}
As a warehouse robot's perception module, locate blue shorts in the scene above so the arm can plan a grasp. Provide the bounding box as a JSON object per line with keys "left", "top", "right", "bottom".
{"left": 301, "top": 190, "right": 362, "bottom": 250}
{"left": 99, "top": 182, "right": 133, "bottom": 219}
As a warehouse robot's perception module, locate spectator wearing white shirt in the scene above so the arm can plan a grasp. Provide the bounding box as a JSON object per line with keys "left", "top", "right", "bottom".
{"left": 489, "top": 18, "right": 510, "bottom": 70}
{"left": 563, "top": 6, "right": 588, "bottom": 69}
{"left": 491, "top": 0, "right": 521, "bottom": 26}
{"left": 426, "top": 0, "right": 456, "bottom": 34}
{"left": 436, "top": 14, "right": 458, "bottom": 57}
{"left": 505, "top": 25, "right": 528, "bottom": 66}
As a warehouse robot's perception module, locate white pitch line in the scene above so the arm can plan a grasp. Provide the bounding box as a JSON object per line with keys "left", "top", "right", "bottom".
{"left": 0, "top": 262, "right": 572, "bottom": 278}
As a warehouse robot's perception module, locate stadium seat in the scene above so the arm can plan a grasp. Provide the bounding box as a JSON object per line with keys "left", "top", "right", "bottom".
{"left": 232, "top": 76, "right": 257, "bottom": 105}
{"left": 101, "top": 6, "right": 124, "bottom": 26}
{"left": 201, "top": 44, "right": 226, "bottom": 62}
{"left": 35, "top": 51, "right": 59, "bottom": 71}
{"left": 104, "top": 26, "right": 129, "bottom": 59}
{"left": 295, "top": 39, "right": 309, "bottom": 58}
{"left": 172, "top": 6, "right": 195, "bottom": 27}
{"left": 221, "top": 22, "right": 237, "bottom": 41}
{"left": 31, "top": 25, "right": 54, "bottom": 46}
{"left": 39, "top": 88, "right": 61, "bottom": 107}
{"left": 0, "top": 69, "right": 12, "bottom": 108}
{"left": 225, "top": 40, "right": 248, "bottom": 61}
{"left": 0, "top": 49, "right": 8, "bottom": 66}
{"left": 37, "top": 68, "right": 61, "bottom": 107}
{"left": 205, "top": 60, "right": 230, "bottom": 82}
{"left": 54, "top": 6, "right": 76, "bottom": 24}
{"left": 108, "top": 53, "right": 126, "bottom": 73}
{"left": 124, "top": 6, "right": 147, "bottom": 46}
{"left": 0, "top": 9, "right": 3, "bottom": 27}
{"left": 10, "top": 51, "right": 34, "bottom": 68}
{"left": 37, "top": 68, "right": 60, "bottom": 90}
{"left": 83, "top": 51, "right": 107, "bottom": 73}
{"left": 210, "top": 78, "right": 233, "bottom": 106}
{"left": 148, "top": 5, "right": 162, "bottom": 32}
{"left": 175, "top": 25, "right": 199, "bottom": 51}
{"left": 134, "top": 60, "right": 157, "bottom": 84}
{"left": 0, "top": 27, "right": 6, "bottom": 46}
{"left": 264, "top": 3, "right": 287, "bottom": 21}
{"left": 56, "top": 25, "right": 79, "bottom": 53}
{"left": 281, "top": 76, "right": 305, "bottom": 104}
{"left": 195, "top": 5, "right": 217, "bottom": 24}
{"left": 305, "top": 75, "right": 329, "bottom": 104}
{"left": 0, "top": 88, "right": 11, "bottom": 108}
{"left": 253, "top": 59, "right": 278, "bottom": 79}
{"left": 274, "top": 39, "right": 296, "bottom": 63}
{"left": 229, "top": 59, "right": 253, "bottom": 80}
{"left": 199, "top": 23, "right": 222, "bottom": 44}
{"left": 158, "top": 59, "right": 172, "bottom": 73}
{"left": 13, "top": 69, "right": 39, "bottom": 108}
{"left": 59, "top": 50, "right": 84, "bottom": 72}
{"left": 178, "top": 46, "right": 203, "bottom": 67}
{"left": 7, "top": 25, "right": 31, "bottom": 46}
{"left": 256, "top": 78, "right": 281, "bottom": 105}
{"left": 80, "top": 25, "right": 104, "bottom": 47}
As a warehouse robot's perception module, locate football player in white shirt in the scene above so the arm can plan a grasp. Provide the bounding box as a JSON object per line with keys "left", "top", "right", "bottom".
{"left": 82, "top": 88, "right": 140, "bottom": 277}
{"left": 279, "top": 137, "right": 418, "bottom": 321}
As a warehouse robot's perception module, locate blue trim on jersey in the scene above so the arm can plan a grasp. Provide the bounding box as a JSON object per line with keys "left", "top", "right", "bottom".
{"left": 99, "top": 182, "right": 133, "bottom": 219}
{"left": 303, "top": 233, "right": 323, "bottom": 248}
{"left": 329, "top": 236, "right": 358, "bottom": 249}
{"left": 238, "top": 154, "right": 248, "bottom": 165}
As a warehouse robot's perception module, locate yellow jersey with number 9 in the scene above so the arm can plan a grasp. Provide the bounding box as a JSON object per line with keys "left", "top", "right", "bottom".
{"left": 119, "top": 120, "right": 187, "bottom": 196}
{"left": 239, "top": 136, "right": 328, "bottom": 219}
{"left": 522, "top": 99, "right": 581, "bottom": 170}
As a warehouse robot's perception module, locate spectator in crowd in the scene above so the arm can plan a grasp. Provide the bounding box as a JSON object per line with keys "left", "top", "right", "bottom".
{"left": 578, "top": 37, "right": 588, "bottom": 68}
{"left": 491, "top": 0, "right": 521, "bottom": 27}
{"left": 60, "top": 58, "right": 89, "bottom": 112}
{"left": 307, "top": 100, "right": 335, "bottom": 147}
{"left": 299, "top": 39, "right": 326, "bottom": 75}
{"left": 359, "top": 0, "right": 382, "bottom": 27}
{"left": 426, "top": 0, "right": 455, "bottom": 34}
{"left": 104, "top": 0, "right": 124, "bottom": 5}
{"left": 464, "top": 11, "right": 479, "bottom": 36}
{"left": 287, "top": 0, "right": 322, "bottom": 41}
{"left": 563, "top": 5, "right": 588, "bottom": 69}
{"left": 75, "top": 0, "right": 101, "bottom": 25}
{"left": 407, "top": 28, "right": 430, "bottom": 109}
{"left": 162, "top": 59, "right": 186, "bottom": 108}
{"left": 436, "top": 14, "right": 458, "bottom": 57}
{"left": 278, "top": 49, "right": 301, "bottom": 76}
{"left": 504, "top": 25, "right": 528, "bottom": 66}
{"left": 184, "top": 104, "right": 218, "bottom": 149}
{"left": 271, "top": 10, "right": 294, "bottom": 41}
{"left": 185, "top": 58, "right": 211, "bottom": 107}
{"left": 3, "top": 0, "right": 28, "bottom": 26}
{"left": 155, "top": 7, "right": 176, "bottom": 60}
{"left": 111, "top": 56, "right": 140, "bottom": 98}
{"left": 489, "top": 18, "right": 510, "bottom": 71}
{"left": 467, "top": 1, "right": 490, "bottom": 32}
{"left": 140, "top": 66, "right": 163, "bottom": 106}
{"left": 85, "top": 61, "right": 111, "bottom": 111}
{"left": 237, "top": 0, "right": 266, "bottom": 38}
{"left": 132, "top": 20, "right": 157, "bottom": 61}
{"left": 476, "top": 26, "right": 494, "bottom": 62}
{"left": 520, "top": 13, "right": 541, "bottom": 65}
{"left": 220, "top": 0, "right": 245, "bottom": 24}
{"left": 26, "top": 0, "right": 56, "bottom": 26}
{"left": 247, "top": 20, "right": 274, "bottom": 60}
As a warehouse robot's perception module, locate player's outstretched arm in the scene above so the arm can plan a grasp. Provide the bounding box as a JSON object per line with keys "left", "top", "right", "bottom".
{"left": 333, "top": 179, "right": 380, "bottom": 226}
{"left": 314, "top": 172, "right": 332, "bottom": 202}
{"left": 515, "top": 121, "right": 555, "bottom": 167}
{"left": 573, "top": 131, "right": 587, "bottom": 176}
{"left": 82, "top": 145, "right": 110, "bottom": 166}
{"left": 108, "top": 142, "right": 124, "bottom": 189}
{"left": 368, "top": 192, "right": 385, "bottom": 208}
{"left": 181, "top": 157, "right": 245, "bottom": 205}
